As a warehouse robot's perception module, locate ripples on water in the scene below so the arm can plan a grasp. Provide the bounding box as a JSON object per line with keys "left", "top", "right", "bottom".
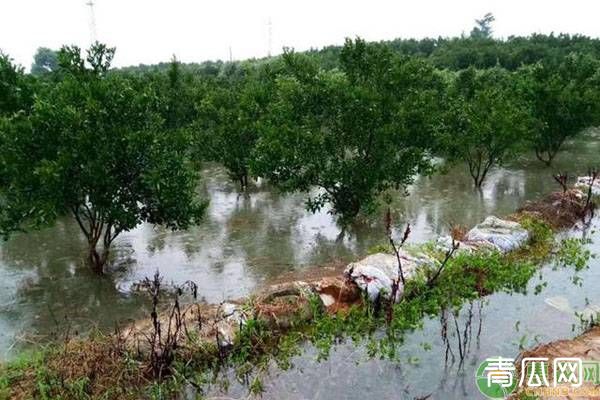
{"left": 1, "top": 130, "right": 599, "bottom": 395}
{"left": 211, "top": 219, "right": 600, "bottom": 399}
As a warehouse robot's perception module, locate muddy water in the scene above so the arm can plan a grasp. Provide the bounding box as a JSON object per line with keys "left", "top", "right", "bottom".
{"left": 0, "top": 130, "right": 599, "bottom": 361}
{"left": 212, "top": 220, "right": 600, "bottom": 400}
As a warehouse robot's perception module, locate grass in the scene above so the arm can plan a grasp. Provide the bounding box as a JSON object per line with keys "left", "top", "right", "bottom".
{"left": 0, "top": 208, "right": 594, "bottom": 399}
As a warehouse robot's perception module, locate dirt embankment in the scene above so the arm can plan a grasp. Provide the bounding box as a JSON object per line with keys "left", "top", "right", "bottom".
{"left": 511, "top": 326, "right": 600, "bottom": 400}
{"left": 517, "top": 188, "right": 591, "bottom": 229}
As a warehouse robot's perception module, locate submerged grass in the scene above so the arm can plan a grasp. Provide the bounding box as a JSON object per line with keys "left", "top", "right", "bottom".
{"left": 0, "top": 210, "right": 594, "bottom": 399}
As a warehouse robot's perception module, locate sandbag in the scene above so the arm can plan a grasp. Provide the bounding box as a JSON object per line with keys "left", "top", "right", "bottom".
{"left": 465, "top": 216, "right": 529, "bottom": 253}
{"left": 344, "top": 251, "right": 434, "bottom": 301}
{"left": 575, "top": 176, "right": 600, "bottom": 196}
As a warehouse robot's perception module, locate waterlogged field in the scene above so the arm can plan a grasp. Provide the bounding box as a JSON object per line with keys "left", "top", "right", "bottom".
{"left": 4, "top": 6, "right": 600, "bottom": 399}
{"left": 0, "top": 130, "right": 598, "bottom": 399}
{"left": 202, "top": 219, "right": 599, "bottom": 399}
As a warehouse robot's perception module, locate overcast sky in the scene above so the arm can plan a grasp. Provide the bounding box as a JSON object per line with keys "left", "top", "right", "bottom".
{"left": 2, "top": 0, "right": 600, "bottom": 70}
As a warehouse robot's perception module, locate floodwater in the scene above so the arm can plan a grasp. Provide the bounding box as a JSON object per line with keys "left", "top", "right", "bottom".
{"left": 209, "top": 220, "right": 600, "bottom": 399}
{"left": 0, "top": 129, "right": 599, "bottom": 390}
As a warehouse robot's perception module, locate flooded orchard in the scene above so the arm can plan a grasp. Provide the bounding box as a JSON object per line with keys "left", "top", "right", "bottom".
{"left": 1, "top": 130, "right": 599, "bottom": 397}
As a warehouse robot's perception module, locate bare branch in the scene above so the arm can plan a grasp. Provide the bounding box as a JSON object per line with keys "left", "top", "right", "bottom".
{"left": 426, "top": 238, "right": 460, "bottom": 288}
{"left": 553, "top": 172, "right": 569, "bottom": 193}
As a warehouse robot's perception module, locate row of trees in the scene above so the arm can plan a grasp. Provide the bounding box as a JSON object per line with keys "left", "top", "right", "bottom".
{"left": 1, "top": 26, "right": 600, "bottom": 273}
{"left": 197, "top": 39, "right": 600, "bottom": 208}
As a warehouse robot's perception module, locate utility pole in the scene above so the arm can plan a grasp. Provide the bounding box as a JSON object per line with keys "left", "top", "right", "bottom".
{"left": 86, "top": 0, "right": 98, "bottom": 43}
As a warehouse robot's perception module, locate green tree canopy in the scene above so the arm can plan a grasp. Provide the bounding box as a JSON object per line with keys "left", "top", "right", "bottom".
{"left": 439, "top": 67, "right": 534, "bottom": 187}
{"left": 0, "top": 43, "right": 206, "bottom": 273}
{"left": 195, "top": 63, "right": 279, "bottom": 189}
{"left": 518, "top": 54, "right": 600, "bottom": 165}
{"left": 252, "top": 38, "right": 444, "bottom": 223}
{"left": 0, "top": 52, "right": 34, "bottom": 116}
{"left": 162, "top": 55, "right": 205, "bottom": 130}
{"left": 470, "top": 13, "right": 495, "bottom": 40}
{"left": 31, "top": 47, "right": 59, "bottom": 76}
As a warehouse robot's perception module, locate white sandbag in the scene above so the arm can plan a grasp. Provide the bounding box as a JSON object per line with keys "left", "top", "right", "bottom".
{"left": 344, "top": 251, "right": 433, "bottom": 301}
{"left": 545, "top": 296, "right": 600, "bottom": 320}
{"left": 435, "top": 235, "right": 495, "bottom": 254}
{"left": 465, "top": 216, "right": 529, "bottom": 253}
{"left": 575, "top": 176, "right": 600, "bottom": 196}
{"left": 215, "top": 302, "right": 248, "bottom": 347}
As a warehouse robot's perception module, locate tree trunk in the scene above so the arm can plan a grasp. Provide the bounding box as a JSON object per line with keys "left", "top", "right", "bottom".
{"left": 475, "top": 165, "right": 491, "bottom": 188}
{"left": 88, "top": 242, "right": 109, "bottom": 274}
{"left": 88, "top": 247, "right": 106, "bottom": 275}
{"left": 239, "top": 173, "right": 249, "bottom": 191}
{"left": 469, "top": 158, "right": 492, "bottom": 188}
{"left": 535, "top": 147, "right": 557, "bottom": 167}
{"left": 468, "top": 158, "right": 482, "bottom": 188}
{"left": 71, "top": 206, "right": 119, "bottom": 275}
{"left": 470, "top": 170, "right": 483, "bottom": 188}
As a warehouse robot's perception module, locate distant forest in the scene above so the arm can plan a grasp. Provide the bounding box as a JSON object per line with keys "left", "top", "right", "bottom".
{"left": 113, "top": 32, "right": 600, "bottom": 76}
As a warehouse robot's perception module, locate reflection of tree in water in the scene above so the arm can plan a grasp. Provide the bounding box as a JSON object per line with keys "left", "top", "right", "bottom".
{"left": 14, "top": 268, "right": 146, "bottom": 341}
{"left": 437, "top": 300, "right": 484, "bottom": 396}
{"left": 143, "top": 226, "right": 169, "bottom": 255}
{"left": 163, "top": 174, "right": 386, "bottom": 282}
{"left": 1, "top": 219, "right": 147, "bottom": 348}
{"left": 194, "top": 166, "right": 388, "bottom": 278}
{"left": 300, "top": 222, "right": 385, "bottom": 266}
{"left": 222, "top": 189, "right": 305, "bottom": 279}
{"left": 441, "top": 302, "right": 484, "bottom": 368}
{"left": 394, "top": 160, "right": 588, "bottom": 241}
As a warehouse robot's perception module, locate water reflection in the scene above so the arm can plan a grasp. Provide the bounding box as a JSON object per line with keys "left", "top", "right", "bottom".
{"left": 439, "top": 302, "right": 484, "bottom": 369}
{"left": 0, "top": 220, "right": 148, "bottom": 358}
{"left": 0, "top": 130, "right": 599, "bottom": 359}
{"left": 217, "top": 218, "right": 598, "bottom": 400}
